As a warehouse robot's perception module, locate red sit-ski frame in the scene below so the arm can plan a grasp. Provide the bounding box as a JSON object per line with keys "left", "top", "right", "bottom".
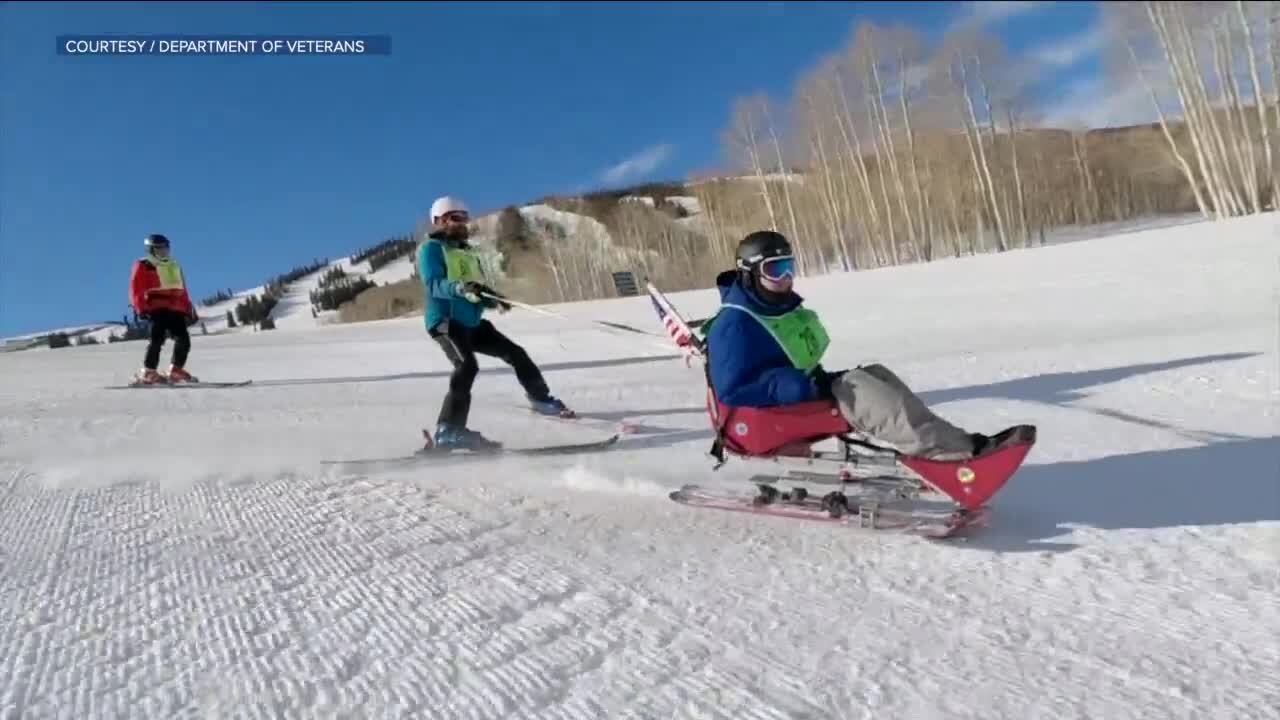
{"left": 705, "top": 389, "right": 1036, "bottom": 512}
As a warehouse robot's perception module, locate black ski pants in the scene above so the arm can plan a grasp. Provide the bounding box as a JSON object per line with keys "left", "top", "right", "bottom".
{"left": 144, "top": 309, "right": 191, "bottom": 370}
{"left": 430, "top": 319, "right": 550, "bottom": 428}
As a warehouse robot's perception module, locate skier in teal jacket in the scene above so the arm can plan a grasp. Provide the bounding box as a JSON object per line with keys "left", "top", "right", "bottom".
{"left": 418, "top": 196, "right": 572, "bottom": 450}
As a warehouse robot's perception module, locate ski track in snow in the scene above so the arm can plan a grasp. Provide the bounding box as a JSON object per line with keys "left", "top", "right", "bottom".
{"left": 1, "top": 215, "right": 1278, "bottom": 718}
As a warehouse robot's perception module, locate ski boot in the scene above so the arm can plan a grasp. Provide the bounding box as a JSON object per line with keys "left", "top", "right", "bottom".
{"left": 429, "top": 424, "right": 503, "bottom": 454}
{"left": 528, "top": 394, "right": 575, "bottom": 419}
{"left": 131, "top": 368, "right": 168, "bottom": 386}
{"left": 167, "top": 365, "right": 199, "bottom": 383}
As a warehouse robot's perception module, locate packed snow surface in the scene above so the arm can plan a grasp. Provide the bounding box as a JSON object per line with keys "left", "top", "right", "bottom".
{"left": 1, "top": 215, "right": 1277, "bottom": 719}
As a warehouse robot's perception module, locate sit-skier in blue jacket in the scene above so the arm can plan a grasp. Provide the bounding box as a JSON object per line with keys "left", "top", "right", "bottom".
{"left": 703, "top": 230, "right": 990, "bottom": 461}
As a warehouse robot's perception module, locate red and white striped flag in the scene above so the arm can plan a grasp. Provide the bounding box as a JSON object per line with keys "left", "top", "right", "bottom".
{"left": 646, "top": 284, "right": 704, "bottom": 364}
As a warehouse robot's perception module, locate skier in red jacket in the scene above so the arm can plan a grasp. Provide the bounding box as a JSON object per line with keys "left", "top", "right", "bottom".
{"left": 129, "top": 234, "right": 199, "bottom": 385}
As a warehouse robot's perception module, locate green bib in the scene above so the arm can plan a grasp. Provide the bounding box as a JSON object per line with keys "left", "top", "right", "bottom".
{"left": 443, "top": 246, "right": 484, "bottom": 283}
{"left": 150, "top": 257, "right": 185, "bottom": 289}
{"left": 719, "top": 303, "right": 830, "bottom": 372}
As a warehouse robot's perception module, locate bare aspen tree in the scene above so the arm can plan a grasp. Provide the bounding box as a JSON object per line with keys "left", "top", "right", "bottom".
{"left": 1107, "top": 2, "right": 1211, "bottom": 216}
{"left": 724, "top": 96, "right": 781, "bottom": 232}
{"left": 1006, "top": 106, "right": 1030, "bottom": 247}
{"left": 815, "top": 56, "right": 874, "bottom": 267}
{"left": 938, "top": 33, "right": 1008, "bottom": 253}
{"left": 1156, "top": 1, "right": 1244, "bottom": 216}
{"left": 1269, "top": 3, "right": 1280, "bottom": 206}
{"left": 756, "top": 98, "right": 807, "bottom": 273}
{"left": 851, "top": 36, "right": 902, "bottom": 264}
{"left": 1069, "top": 126, "right": 1100, "bottom": 225}
{"left": 1143, "top": 1, "right": 1221, "bottom": 215}
{"left": 830, "top": 51, "right": 891, "bottom": 265}
{"left": 1236, "top": 0, "right": 1273, "bottom": 211}
{"left": 895, "top": 29, "right": 934, "bottom": 261}
{"left": 793, "top": 72, "right": 854, "bottom": 268}
{"left": 1208, "top": 8, "right": 1257, "bottom": 214}
{"left": 856, "top": 23, "right": 916, "bottom": 259}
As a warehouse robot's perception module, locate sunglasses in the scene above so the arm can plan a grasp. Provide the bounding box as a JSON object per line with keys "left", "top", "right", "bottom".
{"left": 442, "top": 212, "right": 469, "bottom": 223}
{"left": 759, "top": 255, "right": 796, "bottom": 281}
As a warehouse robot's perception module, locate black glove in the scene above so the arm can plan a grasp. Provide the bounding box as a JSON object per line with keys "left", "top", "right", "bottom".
{"left": 482, "top": 286, "right": 512, "bottom": 312}
{"left": 811, "top": 364, "right": 845, "bottom": 401}
{"left": 456, "top": 281, "right": 486, "bottom": 304}
{"left": 456, "top": 281, "right": 512, "bottom": 312}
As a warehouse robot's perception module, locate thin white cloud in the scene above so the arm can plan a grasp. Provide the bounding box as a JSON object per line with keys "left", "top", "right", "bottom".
{"left": 1039, "top": 76, "right": 1167, "bottom": 129}
{"left": 598, "top": 143, "right": 674, "bottom": 185}
{"left": 950, "top": 1, "right": 1049, "bottom": 32}
{"left": 1032, "top": 25, "right": 1106, "bottom": 69}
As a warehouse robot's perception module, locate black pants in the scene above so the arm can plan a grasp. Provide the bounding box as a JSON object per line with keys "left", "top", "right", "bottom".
{"left": 431, "top": 319, "right": 550, "bottom": 428}
{"left": 144, "top": 310, "right": 191, "bottom": 370}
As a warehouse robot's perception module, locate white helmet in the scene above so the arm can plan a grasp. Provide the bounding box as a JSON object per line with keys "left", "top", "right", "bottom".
{"left": 430, "top": 196, "right": 469, "bottom": 221}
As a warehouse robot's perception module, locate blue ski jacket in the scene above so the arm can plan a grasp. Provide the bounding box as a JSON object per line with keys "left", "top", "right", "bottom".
{"left": 705, "top": 271, "right": 822, "bottom": 408}
{"left": 417, "top": 238, "right": 485, "bottom": 332}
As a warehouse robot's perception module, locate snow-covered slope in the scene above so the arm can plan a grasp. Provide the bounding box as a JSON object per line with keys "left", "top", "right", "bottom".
{"left": 190, "top": 251, "right": 420, "bottom": 333}
{"left": 0, "top": 214, "right": 1276, "bottom": 718}
{"left": 174, "top": 203, "right": 631, "bottom": 334}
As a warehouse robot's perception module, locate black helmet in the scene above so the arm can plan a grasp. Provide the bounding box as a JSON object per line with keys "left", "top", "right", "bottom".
{"left": 736, "top": 230, "right": 791, "bottom": 271}
{"left": 144, "top": 233, "right": 170, "bottom": 248}
{"left": 734, "top": 230, "right": 797, "bottom": 302}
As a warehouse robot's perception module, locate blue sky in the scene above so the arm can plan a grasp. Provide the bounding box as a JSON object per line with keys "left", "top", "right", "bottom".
{"left": 0, "top": 1, "right": 1112, "bottom": 337}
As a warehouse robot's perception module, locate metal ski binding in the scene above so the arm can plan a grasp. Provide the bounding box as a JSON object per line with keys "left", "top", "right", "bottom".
{"left": 785, "top": 486, "right": 808, "bottom": 503}
{"left": 753, "top": 483, "right": 780, "bottom": 506}
{"left": 820, "top": 491, "right": 850, "bottom": 518}
{"left": 857, "top": 500, "right": 880, "bottom": 528}
{"left": 754, "top": 483, "right": 810, "bottom": 506}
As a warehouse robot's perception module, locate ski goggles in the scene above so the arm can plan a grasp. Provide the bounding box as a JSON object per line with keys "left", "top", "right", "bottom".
{"left": 758, "top": 255, "right": 796, "bottom": 281}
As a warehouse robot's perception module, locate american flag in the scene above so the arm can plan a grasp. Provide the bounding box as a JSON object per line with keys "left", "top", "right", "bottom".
{"left": 648, "top": 288, "right": 704, "bottom": 362}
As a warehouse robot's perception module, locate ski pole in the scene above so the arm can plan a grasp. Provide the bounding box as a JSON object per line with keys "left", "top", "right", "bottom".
{"left": 480, "top": 292, "right": 678, "bottom": 352}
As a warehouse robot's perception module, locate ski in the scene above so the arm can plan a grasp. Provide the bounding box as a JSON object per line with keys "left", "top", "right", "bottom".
{"left": 503, "top": 401, "right": 640, "bottom": 435}
{"left": 746, "top": 471, "right": 927, "bottom": 498}
{"left": 528, "top": 409, "right": 641, "bottom": 436}
{"left": 668, "top": 483, "right": 990, "bottom": 539}
{"left": 106, "top": 380, "right": 253, "bottom": 389}
{"left": 321, "top": 433, "right": 622, "bottom": 471}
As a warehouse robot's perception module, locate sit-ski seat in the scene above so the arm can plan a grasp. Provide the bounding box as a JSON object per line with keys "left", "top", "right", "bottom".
{"left": 705, "top": 389, "right": 852, "bottom": 460}
{"left": 704, "top": 388, "right": 1038, "bottom": 512}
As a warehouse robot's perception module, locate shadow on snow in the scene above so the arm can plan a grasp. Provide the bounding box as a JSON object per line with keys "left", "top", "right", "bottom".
{"left": 963, "top": 435, "right": 1280, "bottom": 553}
{"left": 251, "top": 353, "right": 682, "bottom": 388}
{"left": 616, "top": 351, "right": 1272, "bottom": 550}
{"left": 265, "top": 346, "right": 1269, "bottom": 549}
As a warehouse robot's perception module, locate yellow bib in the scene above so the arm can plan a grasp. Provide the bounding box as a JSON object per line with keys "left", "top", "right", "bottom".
{"left": 151, "top": 257, "right": 185, "bottom": 289}
{"left": 444, "top": 246, "right": 484, "bottom": 283}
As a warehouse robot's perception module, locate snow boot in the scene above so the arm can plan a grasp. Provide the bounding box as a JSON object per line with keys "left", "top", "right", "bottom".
{"left": 969, "top": 432, "right": 991, "bottom": 457}
{"left": 168, "top": 365, "right": 199, "bottom": 383}
{"left": 432, "top": 424, "right": 502, "bottom": 452}
{"left": 528, "top": 394, "right": 575, "bottom": 418}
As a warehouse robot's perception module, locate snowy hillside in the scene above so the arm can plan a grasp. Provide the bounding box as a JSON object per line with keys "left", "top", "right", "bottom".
{"left": 1, "top": 213, "right": 1276, "bottom": 718}
{"left": 5, "top": 188, "right": 1212, "bottom": 348}
{"left": 4, "top": 191, "right": 706, "bottom": 348}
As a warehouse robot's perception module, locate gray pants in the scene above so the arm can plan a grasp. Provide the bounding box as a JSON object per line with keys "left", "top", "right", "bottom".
{"left": 830, "top": 363, "right": 976, "bottom": 460}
